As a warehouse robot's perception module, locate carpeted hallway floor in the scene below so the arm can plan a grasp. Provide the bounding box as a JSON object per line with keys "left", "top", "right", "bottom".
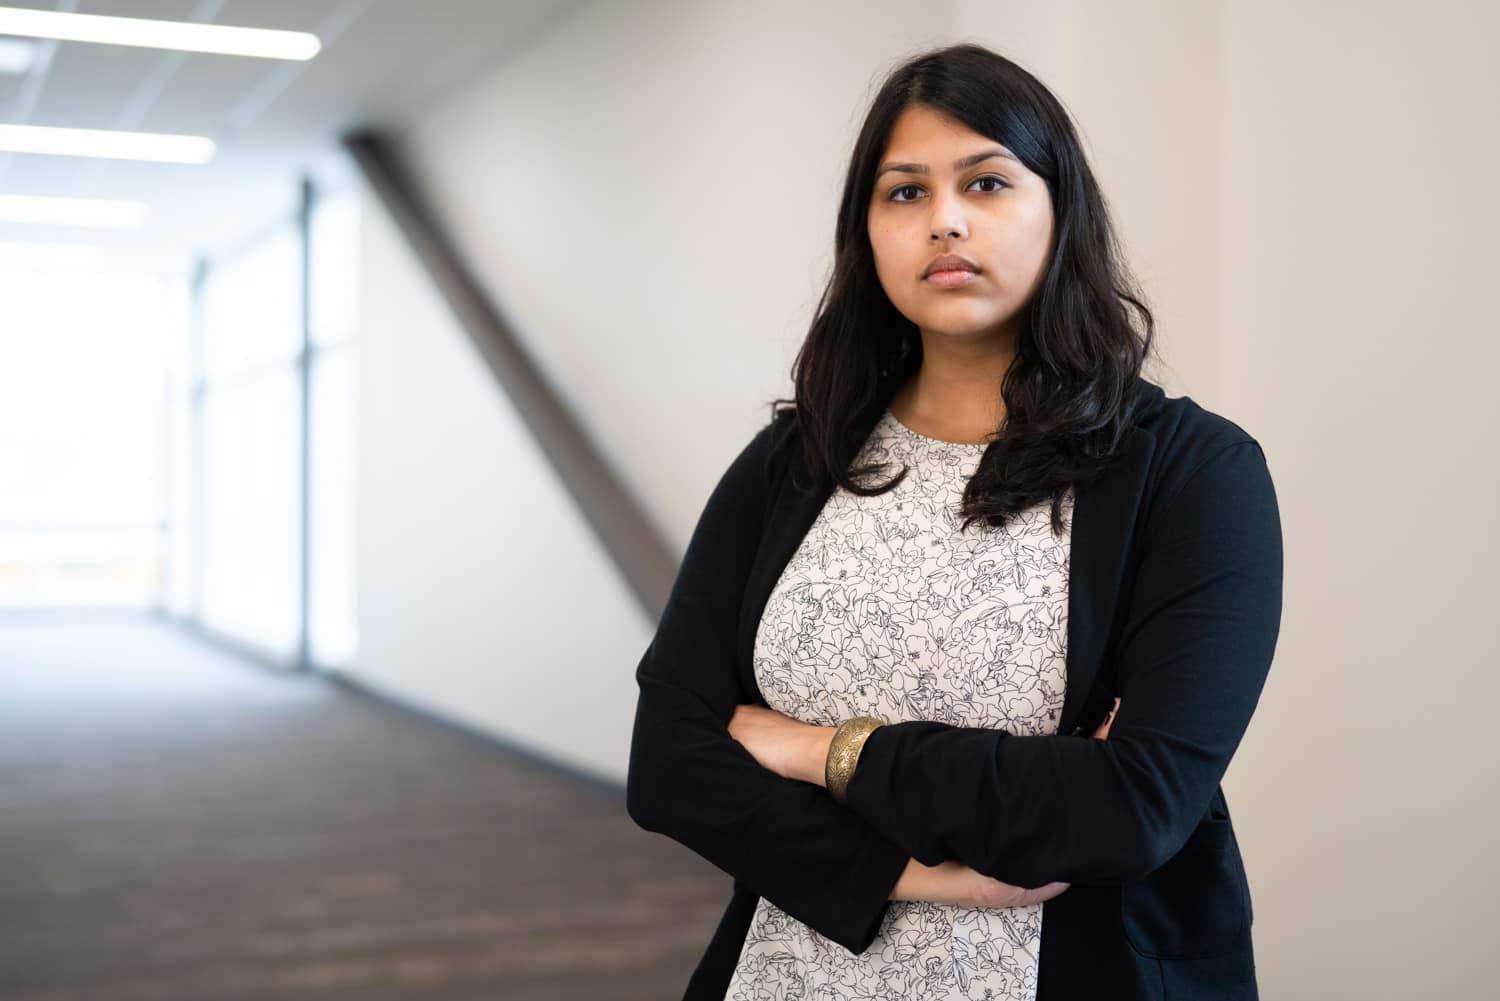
{"left": 0, "top": 617, "right": 728, "bottom": 1000}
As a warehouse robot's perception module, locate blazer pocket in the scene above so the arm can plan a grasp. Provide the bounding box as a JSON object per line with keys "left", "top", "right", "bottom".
{"left": 1119, "top": 817, "right": 1250, "bottom": 960}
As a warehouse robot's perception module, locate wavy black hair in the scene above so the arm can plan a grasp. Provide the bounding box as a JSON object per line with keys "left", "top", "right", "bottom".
{"left": 769, "top": 42, "right": 1158, "bottom": 535}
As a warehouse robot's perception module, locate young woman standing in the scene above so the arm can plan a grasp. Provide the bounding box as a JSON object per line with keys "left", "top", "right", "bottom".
{"left": 628, "top": 42, "right": 1282, "bottom": 1001}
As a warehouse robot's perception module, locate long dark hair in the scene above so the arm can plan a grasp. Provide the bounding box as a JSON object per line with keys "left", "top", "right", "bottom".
{"left": 769, "top": 42, "right": 1157, "bottom": 535}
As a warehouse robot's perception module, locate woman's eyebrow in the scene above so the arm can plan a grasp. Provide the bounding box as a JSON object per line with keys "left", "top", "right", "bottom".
{"left": 876, "top": 148, "right": 1018, "bottom": 178}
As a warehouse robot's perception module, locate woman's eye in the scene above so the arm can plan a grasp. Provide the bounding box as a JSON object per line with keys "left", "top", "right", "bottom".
{"left": 887, "top": 176, "right": 1008, "bottom": 202}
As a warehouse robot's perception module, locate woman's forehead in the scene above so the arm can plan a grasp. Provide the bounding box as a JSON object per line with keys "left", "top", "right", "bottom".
{"left": 879, "top": 107, "right": 1016, "bottom": 170}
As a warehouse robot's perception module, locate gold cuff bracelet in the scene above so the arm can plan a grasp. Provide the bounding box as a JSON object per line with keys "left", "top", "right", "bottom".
{"left": 825, "top": 715, "right": 886, "bottom": 804}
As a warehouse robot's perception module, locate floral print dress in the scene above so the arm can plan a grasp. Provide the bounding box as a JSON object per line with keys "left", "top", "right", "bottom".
{"left": 723, "top": 407, "right": 1074, "bottom": 1001}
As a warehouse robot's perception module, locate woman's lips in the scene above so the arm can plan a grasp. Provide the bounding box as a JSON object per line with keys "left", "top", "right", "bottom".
{"left": 924, "top": 268, "right": 978, "bottom": 288}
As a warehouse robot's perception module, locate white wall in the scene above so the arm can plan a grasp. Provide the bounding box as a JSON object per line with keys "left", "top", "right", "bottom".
{"left": 353, "top": 180, "right": 647, "bottom": 785}
{"left": 347, "top": 0, "right": 1498, "bottom": 993}
{"left": 391, "top": 0, "right": 956, "bottom": 546}
{"left": 350, "top": 0, "right": 958, "bottom": 781}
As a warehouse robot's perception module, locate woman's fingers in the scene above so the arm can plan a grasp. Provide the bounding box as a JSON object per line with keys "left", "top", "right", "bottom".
{"left": 1026, "top": 881, "right": 1072, "bottom": 906}
{"left": 971, "top": 874, "right": 1072, "bottom": 909}
{"left": 1090, "top": 697, "right": 1121, "bottom": 739}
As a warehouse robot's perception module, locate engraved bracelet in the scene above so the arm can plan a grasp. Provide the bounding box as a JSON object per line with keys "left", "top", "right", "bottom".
{"left": 825, "top": 716, "right": 886, "bottom": 804}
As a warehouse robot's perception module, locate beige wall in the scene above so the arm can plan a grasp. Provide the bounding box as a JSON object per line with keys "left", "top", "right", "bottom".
{"left": 1215, "top": 2, "right": 1499, "bottom": 993}
{"left": 962, "top": 2, "right": 1500, "bottom": 993}
{"left": 349, "top": 0, "right": 1498, "bottom": 993}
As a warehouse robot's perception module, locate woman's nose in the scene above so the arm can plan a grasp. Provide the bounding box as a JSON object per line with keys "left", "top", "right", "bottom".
{"left": 927, "top": 188, "right": 967, "bottom": 240}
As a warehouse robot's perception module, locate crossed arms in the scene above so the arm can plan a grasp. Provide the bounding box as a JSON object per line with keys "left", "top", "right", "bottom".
{"left": 626, "top": 421, "right": 1283, "bottom": 952}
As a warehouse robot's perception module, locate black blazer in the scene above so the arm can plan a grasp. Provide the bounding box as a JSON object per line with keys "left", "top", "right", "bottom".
{"left": 626, "top": 377, "right": 1284, "bottom": 1001}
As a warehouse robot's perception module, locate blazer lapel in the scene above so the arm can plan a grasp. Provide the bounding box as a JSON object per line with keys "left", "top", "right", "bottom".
{"left": 735, "top": 428, "right": 851, "bottom": 703}
{"left": 1056, "top": 425, "right": 1155, "bottom": 737}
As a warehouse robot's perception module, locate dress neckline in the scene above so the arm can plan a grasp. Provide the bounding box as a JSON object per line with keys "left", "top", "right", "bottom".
{"left": 882, "top": 408, "right": 993, "bottom": 449}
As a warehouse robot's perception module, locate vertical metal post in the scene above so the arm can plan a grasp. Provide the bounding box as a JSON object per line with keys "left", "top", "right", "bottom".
{"left": 297, "top": 177, "right": 314, "bottom": 672}
{"left": 189, "top": 257, "right": 208, "bottom": 626}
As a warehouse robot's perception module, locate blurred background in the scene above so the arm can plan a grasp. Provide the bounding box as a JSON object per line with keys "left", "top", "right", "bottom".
{"left": 0, "top": 1, "right": 1495, "bottom": 998}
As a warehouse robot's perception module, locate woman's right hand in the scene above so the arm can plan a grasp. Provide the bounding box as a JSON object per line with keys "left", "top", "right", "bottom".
{"left": 965, "top": 869, "right": 1072, "bottom": 908}
{"left": 891, "top": 858, "right": 1071, "bottom": 908}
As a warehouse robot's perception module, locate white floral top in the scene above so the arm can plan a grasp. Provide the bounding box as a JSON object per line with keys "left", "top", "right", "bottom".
{"left": 724, "top": 406, "right": 1074, "bottom": 1001}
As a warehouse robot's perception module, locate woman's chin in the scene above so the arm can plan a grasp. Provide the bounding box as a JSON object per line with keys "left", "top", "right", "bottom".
{"left": 911, "top": 315, "right": 1014, "bottom": 341}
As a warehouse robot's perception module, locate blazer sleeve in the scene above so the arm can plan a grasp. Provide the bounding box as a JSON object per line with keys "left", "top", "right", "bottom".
{"left": 625, "top": 417, "right": 911, "bottom": 954}
{"left": 842, "top": 438, "right": 1284, "bottom": 888}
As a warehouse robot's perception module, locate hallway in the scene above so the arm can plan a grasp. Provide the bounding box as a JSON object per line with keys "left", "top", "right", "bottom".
{"left": 0, "top": 618, "right": 726, "bottom": 1000}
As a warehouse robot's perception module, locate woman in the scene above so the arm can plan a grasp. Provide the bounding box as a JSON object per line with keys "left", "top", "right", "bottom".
{"left": 626, "top": 42, "right": 1282, "bottom": 1001}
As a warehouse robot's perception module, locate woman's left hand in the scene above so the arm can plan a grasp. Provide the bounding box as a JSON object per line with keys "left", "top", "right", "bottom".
{"left": 727, "top": 703, "right": 833, "bottom": 785}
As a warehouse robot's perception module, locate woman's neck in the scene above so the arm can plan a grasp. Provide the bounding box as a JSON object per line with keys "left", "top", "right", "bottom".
{"left": 889, "top": 352, "right": 1012, "bottom": 446}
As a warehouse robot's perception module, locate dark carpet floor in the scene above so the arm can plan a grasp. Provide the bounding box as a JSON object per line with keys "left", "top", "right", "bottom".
{"left": 0, "top": 617, "right": 728, "bottom": 1000}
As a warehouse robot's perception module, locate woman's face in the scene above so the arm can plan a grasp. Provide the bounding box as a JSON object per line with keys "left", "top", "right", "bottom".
{"left": 866, "top": 104, "right": 1054, "bottom": 347}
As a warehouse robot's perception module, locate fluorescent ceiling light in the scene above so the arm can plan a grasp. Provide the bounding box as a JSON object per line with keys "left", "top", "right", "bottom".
{"left": 0, "top": 123, "right": 214, "bottom": 163}
{"left": 0, "top": 36, "right": 36, "bottom": 74}
{"left": 0, "top": 239, "right": 102, "bottom": 268}
{"left": 0, "top": 194, "right": 148, "bottom": 228}
{"left": 0, "top": 6, "right": 320, "bottom": 60}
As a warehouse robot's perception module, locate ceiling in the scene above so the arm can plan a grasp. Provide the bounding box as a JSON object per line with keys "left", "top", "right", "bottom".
{"left": 0, "top": 0, "right": 575, "bottom": 273}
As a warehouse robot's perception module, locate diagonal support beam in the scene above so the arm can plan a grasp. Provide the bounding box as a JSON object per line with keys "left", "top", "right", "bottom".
{"left": 344, "top": 129, "right": 676, "bottom": 621}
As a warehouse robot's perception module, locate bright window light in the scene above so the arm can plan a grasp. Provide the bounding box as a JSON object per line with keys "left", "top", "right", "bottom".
{"left": 0, "top": 194, "right": 149, "bottom": 228}
{"left": 0, "top": 123, "right": 214, "bottom": 163}
{"left": 0, "top": 6, "right": 321, "bottom": 60}
{"left": 0, "top": 37, "right": 37, "bottom": 74}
